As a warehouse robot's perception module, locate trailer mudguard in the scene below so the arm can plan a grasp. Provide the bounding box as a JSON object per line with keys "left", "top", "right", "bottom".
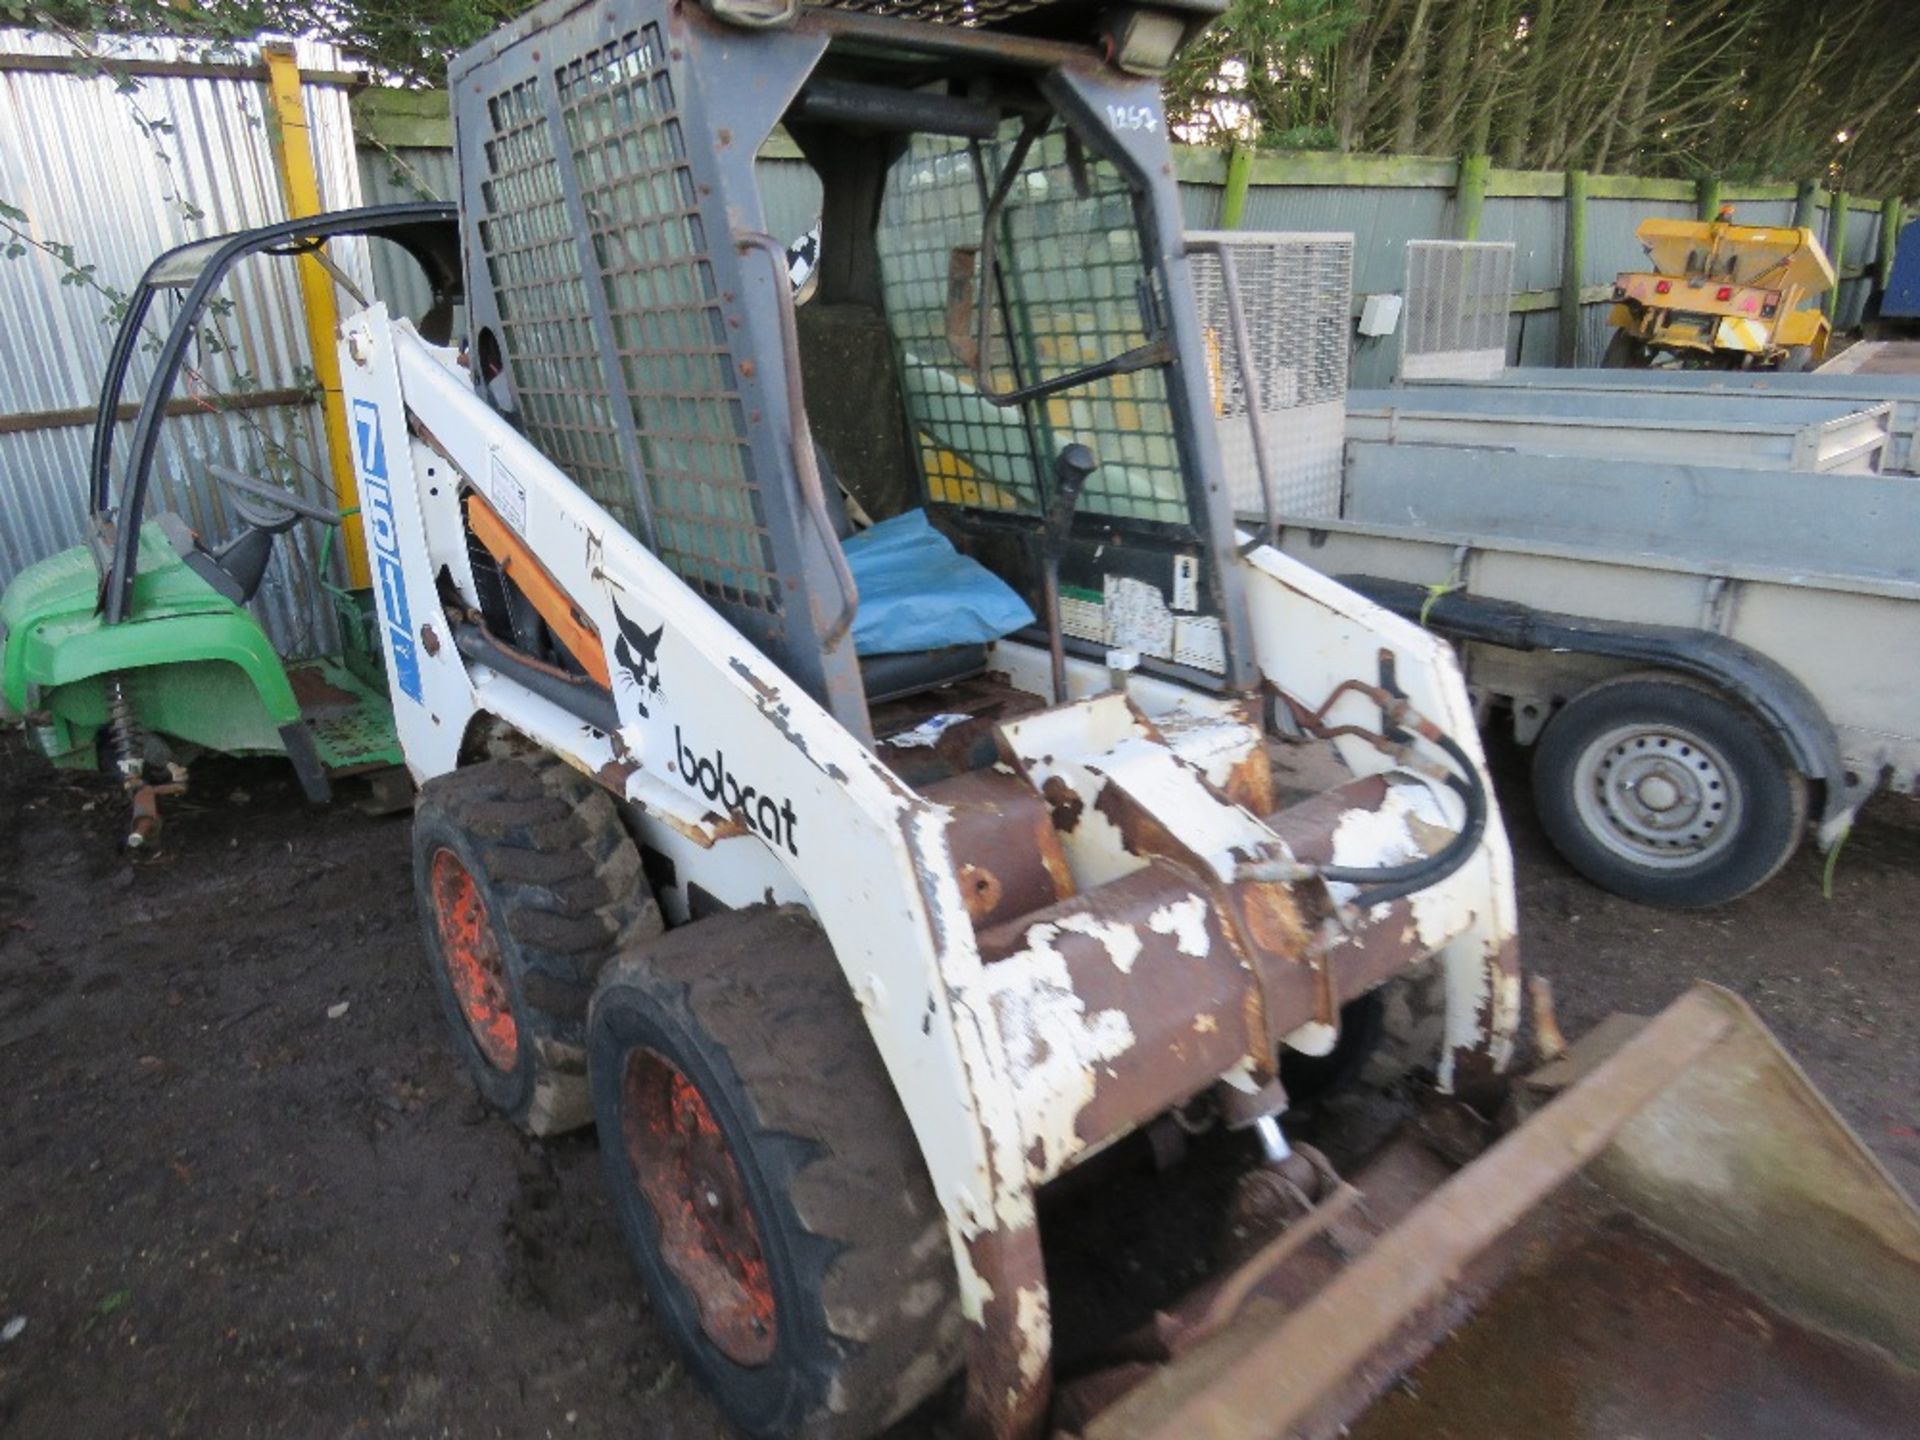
{"left": 1339, "top": 575, "right": 1852, "bottom": 834}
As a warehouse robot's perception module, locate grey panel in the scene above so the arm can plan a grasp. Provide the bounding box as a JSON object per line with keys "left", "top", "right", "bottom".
{"left": 1342, "top": 442, "right": 1919, "bottom": 583}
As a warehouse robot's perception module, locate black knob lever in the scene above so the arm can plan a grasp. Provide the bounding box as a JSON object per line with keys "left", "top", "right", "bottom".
{"left": 1041, "top": 444, "right": 1097, "bottom": 704}
{"left": 1044, "top": 443, "right": 1097, "bottom": 556}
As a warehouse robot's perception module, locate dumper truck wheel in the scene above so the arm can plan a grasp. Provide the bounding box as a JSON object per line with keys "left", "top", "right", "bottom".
{"left": 412, "top": 757, "right": 659, "bottom": 1134}
{"left": 588, "top": 905, "right": 963, "bottom": 1440}
{"left": 1602, "top": 330, "right": 1651, "bottom": 368}
{"left": 1532, "top": 674, "right": 1807, "bottom": 909}
{"left": 1777, "top": 344, "right": 1815, "bottom": 373}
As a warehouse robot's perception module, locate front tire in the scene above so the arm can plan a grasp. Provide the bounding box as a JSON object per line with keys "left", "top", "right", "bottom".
{"left": 1531, "top": 674, "right": 1807, "bottom": 908}
{"left": 589, "top": 906, "right": 963, "bottom": 1439}
{"left": 412, "top": 757, "right": 659, "bottom": 1133}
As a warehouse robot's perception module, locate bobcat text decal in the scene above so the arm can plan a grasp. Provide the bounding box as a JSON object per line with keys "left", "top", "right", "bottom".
{"left": 675, "top": 727, "right": 800, "bottom": 855}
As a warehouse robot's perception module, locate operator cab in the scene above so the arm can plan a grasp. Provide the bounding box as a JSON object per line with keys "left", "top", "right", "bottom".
{"left": 456, "top": 0, "right": 1245, "bottom": 754}
{"left": 794, "top": 15, "right": 1241, "bottom": 733}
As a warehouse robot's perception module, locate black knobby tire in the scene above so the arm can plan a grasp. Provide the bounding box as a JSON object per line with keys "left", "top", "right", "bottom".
{"left": 413, "top": 756, "right": 660, "bottom": 1134}
{"left": 589, "top": 905, "right": 963, "bottom": 1440}
{"left": 1602, "top": 329, "right": 1651, "bottom": 368}
{"left": 1531, "top": 674, "right": 1808, "bottom": 909}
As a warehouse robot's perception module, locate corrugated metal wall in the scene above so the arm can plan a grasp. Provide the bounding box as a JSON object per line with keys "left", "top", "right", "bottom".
{"left": 0, "top": 31, "right": 367, "bottom": 657}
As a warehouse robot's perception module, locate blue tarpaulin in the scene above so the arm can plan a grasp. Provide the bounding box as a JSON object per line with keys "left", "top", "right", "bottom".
{"left": 842, "top": 509, "right": 1035, "bottom": 656}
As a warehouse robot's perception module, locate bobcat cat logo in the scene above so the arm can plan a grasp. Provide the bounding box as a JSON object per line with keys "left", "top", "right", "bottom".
{"left": 611, "top": 600, "right": 665, "bottom": 718}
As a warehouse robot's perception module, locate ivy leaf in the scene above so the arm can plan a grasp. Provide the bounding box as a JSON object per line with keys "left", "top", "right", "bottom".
{"left": 0, "top": 198, "right": 26, "bottom": 222}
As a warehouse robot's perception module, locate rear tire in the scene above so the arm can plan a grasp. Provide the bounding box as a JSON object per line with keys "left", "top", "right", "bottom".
{"left": 1602, "top": 330, "right": 1650, "bottom": 368}
{"left": 1531, "top": 674, "right": 1807, "bottom": 908}
{"left": 413, "top": 757, "right": 659, "bottom": 1134}
{"left": 1777, "top": 344, "right": 1815, "bottom": 373}
{"left": 588, "top": 906, "right": 963, "bottom": 1440}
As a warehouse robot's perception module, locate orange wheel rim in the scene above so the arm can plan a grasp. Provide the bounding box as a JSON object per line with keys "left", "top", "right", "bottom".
{"left": 429, "top": 848, "right": 518, "bottom": 1071}
{"left": 623, "top": 1049, "right": 778, "bottom": 1366}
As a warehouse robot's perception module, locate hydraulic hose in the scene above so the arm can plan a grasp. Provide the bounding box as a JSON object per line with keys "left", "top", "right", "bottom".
{"left": 1270, "top": 683, "right": 1492, "bottom": 908}
{"left": 1317, "top": 728, "right": 1489, "bottom": 906}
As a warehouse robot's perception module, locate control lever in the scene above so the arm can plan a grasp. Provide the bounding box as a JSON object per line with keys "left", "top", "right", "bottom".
{"left": 1042, "top": 444, "right": 1097, "bottom": 704}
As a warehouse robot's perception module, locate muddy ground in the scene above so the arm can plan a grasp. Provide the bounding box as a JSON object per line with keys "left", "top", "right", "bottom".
{"left": 1, "top": 730, "right": 1915, "bottom": 1439}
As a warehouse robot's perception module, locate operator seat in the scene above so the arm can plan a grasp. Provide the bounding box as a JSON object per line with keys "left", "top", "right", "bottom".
{"left": 155, "top": 493, "right": 302, "bottom": 606}
{"left": 798, "top": 303, "right": 995, "bottom": 705}
{"left": 813, "top": 445, "right": 990, "bottom": 703}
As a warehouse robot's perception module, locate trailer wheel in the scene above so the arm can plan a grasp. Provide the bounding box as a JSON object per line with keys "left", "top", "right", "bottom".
{"left": 1602, "top": 330, "right": 1651, "bottom": 368}
{"left": 1532, "top": 675, "right": 1807, "bottom": 908}
{"left": 589, "top": 906, "right": 963, "bottom": 1440}
{"left": 413, "top": 757, "right": 659, "bottom": 1134}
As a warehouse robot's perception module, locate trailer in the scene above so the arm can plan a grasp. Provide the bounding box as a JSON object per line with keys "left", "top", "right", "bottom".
{"left": 1412, "top": 363, "right": 1920, "bottom": 474}
{"left": 1211, "top": 269, "right": 1920, "bottom": 906}
{"left": 1344, "top": 385, "right": 1892, "bottom": 473}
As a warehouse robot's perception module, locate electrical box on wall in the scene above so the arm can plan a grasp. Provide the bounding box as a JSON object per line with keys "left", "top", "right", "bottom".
{"left": 1358, "top": 292, "right": 1403, "bottom": 337}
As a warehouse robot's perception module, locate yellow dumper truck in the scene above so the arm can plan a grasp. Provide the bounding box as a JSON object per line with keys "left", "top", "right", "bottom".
{"left": 1607, "top": 207, "right": 1835, "bottom": 370}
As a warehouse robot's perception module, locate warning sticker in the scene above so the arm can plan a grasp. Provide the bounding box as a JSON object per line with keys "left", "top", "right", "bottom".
{"left": 488, "top": 451, "right": 528, "bottom": 533}
{"left": 1105, "top": 576, "right": 1175, "bottom": 660}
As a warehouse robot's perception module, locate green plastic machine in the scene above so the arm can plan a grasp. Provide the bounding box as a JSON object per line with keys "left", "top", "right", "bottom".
{"left": 0, "top": 204, "right": 458, "bottom": 844}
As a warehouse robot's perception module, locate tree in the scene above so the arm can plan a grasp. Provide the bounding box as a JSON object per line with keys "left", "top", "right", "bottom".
{"left": 1164, "top": 0, "right": 1920, "bottom": 194}
{"left": 8, "top": 1, "right": 528, "bottom": 84}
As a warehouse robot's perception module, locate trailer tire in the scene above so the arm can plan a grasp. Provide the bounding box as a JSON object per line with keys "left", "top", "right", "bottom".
{"left": 413, "top": 757, "right": 659, "bottom": 1134}
{"left": 588, "top": 905, "right": 963, "bottom": 1440}
{"left": 1532, "top": 674, "right": 1807, "bottom": 909}
{"left": 1603, "top": 330, "right": 1651, "bottom": 368}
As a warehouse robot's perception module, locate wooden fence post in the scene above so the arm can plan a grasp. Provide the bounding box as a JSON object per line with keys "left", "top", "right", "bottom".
{"left": 1697, "top": 175, "right": 1722, "bottom": 221}
{"left": 1793, "top": 180, "right": 1821, "bottom": 229}
{"left": 1827, "top": 191, "right": 1850, "bottom": 319}
{"left": 1220, "top": 143, "right": 1254, "bottom": 230}
{"left": 1456, "top": 153, "right": 1490, "bottom": 240}
{"left": 1878, "top": 195, "right": 1905, "bottom": 290}
{"left": 1559, "top": 169, "right": 1589, "bottom": 367}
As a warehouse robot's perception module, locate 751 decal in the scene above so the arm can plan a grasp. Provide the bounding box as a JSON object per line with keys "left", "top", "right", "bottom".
{"left": 351, "top": 398, "right": 423, "bottom": 704}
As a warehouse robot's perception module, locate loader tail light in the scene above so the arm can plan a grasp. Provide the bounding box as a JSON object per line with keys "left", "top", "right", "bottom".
{"left": 1656, "top": 280, "right": 1673, "bottom": 295}
{"left": 1715, "top": 286, "right": 1735, "bottom": 301}
{"left": 1762, "top": 290, "right": 1781, "bottom": 317}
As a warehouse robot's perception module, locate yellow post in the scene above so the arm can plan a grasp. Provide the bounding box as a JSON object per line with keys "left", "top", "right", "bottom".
{"left": 262, "top": 42, "right": 368, "bottom": 587}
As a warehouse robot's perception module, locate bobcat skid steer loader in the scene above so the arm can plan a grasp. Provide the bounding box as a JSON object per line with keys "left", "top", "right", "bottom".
{"left": 336, "top": 1, "right": 1920, "bottom": 1437}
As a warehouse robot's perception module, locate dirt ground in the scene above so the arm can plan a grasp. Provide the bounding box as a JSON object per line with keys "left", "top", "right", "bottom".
{"left": 1, "top": 730, "right": 1915, "bottom": 1439}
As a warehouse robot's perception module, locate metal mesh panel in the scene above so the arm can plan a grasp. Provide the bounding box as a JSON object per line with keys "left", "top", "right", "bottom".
{"left": 558, "top": 27, "right": 779, "bottom": 611}
{"left": 1402, "top": 239, "right": 1514, "bottom": 381}
{"left": 802, "top": 0, "right": 1047, "bottom": 24}
{"left": 1189, "top": 231, "right": 1352, "bottom": 520}
{"left": 476, "top": 79, "right": 639, "bottom": 533}
{"left": 876, "top": 123, "right": 1190, "bottom": 528}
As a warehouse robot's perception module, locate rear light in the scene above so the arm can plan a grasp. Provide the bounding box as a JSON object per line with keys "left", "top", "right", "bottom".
{"left": 1612, "top": 284, "right": 1627, "bottom": 300}
{"left": 1656, "top": 280, "right": 1672, "bottom": 295}
{"left": 1715, "top": 286, "right": 1734, "bottom": 301}
{"left": 1762, "top": 302, "right": 1779, "bottom": 318}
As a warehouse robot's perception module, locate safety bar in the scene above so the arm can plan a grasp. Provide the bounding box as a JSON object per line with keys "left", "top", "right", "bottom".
{"left": 734, "top": 231, "right": 860, "bottom": 650}
{"left": 1184, "top": 236, "right": 1279, "bottom": 554}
